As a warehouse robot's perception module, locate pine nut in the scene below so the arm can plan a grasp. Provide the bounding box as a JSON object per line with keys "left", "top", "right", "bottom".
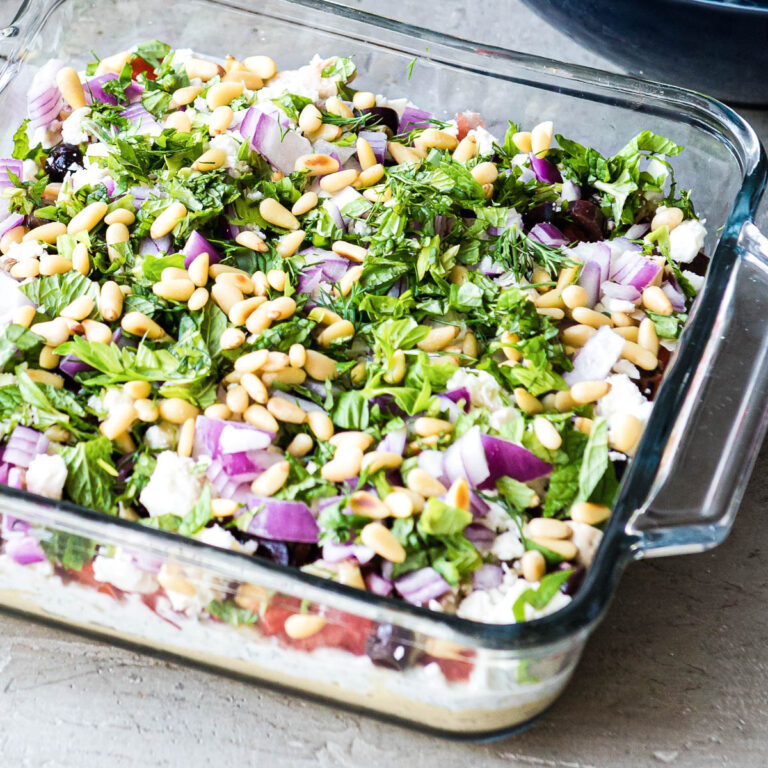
{"left": 512, "top": 131, "right": 533, "bottom": 153}
{"left": 462, "top": 331, "right": 478, "bottom": 358}
{"left": 285, "top": 343, "right": 306, "bottom": 369}
{"left": 150, "top": 202, "right": 187, "bottom": 240}
{"left": 307, "top": 411, "right": 334, "bottom": 441}
{"left": 153, "top": 278, "right": 195, "bottom": 302}
{"left": 241, "top": 404, "right": 279, "bottom": 435}
{"left": 171, "top": 85, "right": 202, "bottom": 107}
{"left": 210, "top": 265, "right": 250, "bottom": 280}
{"left": 533, "top": 416, "right": 562, "bottom": 451}
{"left": 261, "top": 350, "right": 290, "bottom": 370}
{"left": 416, "top": 128, "right": 459, "bottom": 152}
{"left": 71, "top": 242, "right": 89, "bottom": 275}
{"left": 356, "top": 136, "right": 377, "bottom": 170}
{"left": 206, "top": 81, "right": 243, "bottom": 110}
{"left": 104, "top": 208, "right": 135, "bottom": 226}
{"left": 42, "top": 183, "right": 61, "bottom": 202}
{"left": 527, "top": 517, "right": 572, "bottom": 540}
{"left": 56, "top": 67, "right": 86, "bottom": 109}
{"left": 60, "top": 295, "right": 93, "bottom": 321}
{"left": 82, "top": 319, "right": 111, "bottom": 344}
{"left": 266, "top": 396, "right": 306, "bottom": 424}
{"left": 499, "top": 331, "right": 521, "bottom": 361}
{"left": 185, "top": 253, "right": 208, "bottom": 288}
{"left": 303, "top": 349, "right": 339, "bottom": 381}
{"left": 360, "top": 522, "right": 406, "bottom": 563}
{"left": 471, "top": 161, "right": 498, "bottom": 185}
{"left": 570, "top": 501, "right": 611, "bottom": 525}
{"left": 229, "top": 296, "right": 267, "bottom": 326}
{"left": 571, "top": 306, "right": 612, "bottom": 328}
{"left": 209, "top": 105, "right": 234, "bottom": 136}
{"left": 188, "top": 287, "right": 209, "bottom": 311}
{"left": 211, "top": 498, "right": 240, "bottom": 519}
{"left": 294, "top": 153, "right": 338, "bottom": 177}
{"left": 13, "top": 305, "right": 36, "bottom": 328}
{"left": 10, "top": 259, "right": 40, "bottom": 279}
{"left": 317, "top": 319, "right": 354, "bottom": 347}
{"left": 223, "top": 68, "right": 263, "bottom": 90}
{"left": 161, "top": 268, "right": 188, "bottom": 283}
{"left": 562, "top": 284, "right": 588, "bottom": 309}
{"left": 121, "top": 311, "right": 166, "bottom": 340}
{"left": 251, "top": 270, "right": 269, "bottom": 296}
{"left": 291, "top": 191, "right": 318, "bottom": 216}
{"left": 381, "top": 489, "right": 414, "bottom": 520}
{"left": 355, "top": 163, "right": 385, "bottom": 189}
{"left": 242, "top": 55, "right": 277, "bottom": 80}
{"left": 226, "top": 384, "right": 249, "bottom": 414}
{"left": 609, "top": 412, "right": 643, "bottom": 454}
{"left": 175, "top": 417, "right": 195, "bottom": 457}
{"left": 329, "top": 431, "right": 374, "bottom": 452}
{"left": 638, "top": 317, "right": 659, "bottom": 355}
{"left": 388, "top": 141, "right": 422, "bottom": 165}
{"left": 38, "top": 345, "right": 59, "bottom": 369}
{"left": 452, "top": 135, "right": 478, "bottom": 163}
{"left": 321, "top": 445, "right": 364, "bottom": 482}
{"left": 67, "top": 201, "right": 108, "bottom": 234}
{"left": 331, "top": 240, "right": 367, "bottom": 262}
{"left": 24, "top": 222, "right": 66, "bottom": 244}
{"left": 264, "top": 296, "right": 296, "bottom": 322}
{"left": 95, "top": 50, "right": 131, "bottom": 76}
{"left": 205, "top": 403, "right": 232, "bottom": 420}
{"left": 337, "top": 560, "right": 366, "bottom": 589}
{"left": 240, "top": 372, "right": 268, "bottom": 404}
{"left": 134, "top": 398, "right": 159, "bottom": 423}
{"left": 1, "top": 226, "right": 28, "bottom": 253}
{"left": 217, "top": 272, "right": 254, "bottom": 295}
{"left": 325, "top": 96, "right": 353, "bottom": 118}
{"left": 276, "top": 229, "right": 305, "bottom": 258}
{"left": 521, "top": 549, "right": 546, "bottom": 581}
{"left": 287, "top": 433, "right": 314, "bottom": 457}
{"left": 413, "top": 417, "right": 452, "bottom": 437}
{"left": 651, "top": 206, "right": 684, "bottom": 232}
{"left": 561, "top": 324, "right": 596, "bottom": 347}
{"left": 529, "top": 536, "right": 577, "bottom": 560}
{"left": 538, "top": 307, "right": 565, "bottom": 320}
{"left": 570, "top": 380, "right": 611, "bottom": 404}
{"left": 166, "top": 111, "right": 192, "bottom": 132}
{"left": 259, "top": 198, "right": 299, "bottom": 230}
{"left": 530, "top": 120, "right": 554, "bottom": 157}
{"left": 298, "top": 104, "right": 323, "bottom": 133}
{"left": 383, "top": 349, "right": 406, "bottom": 384}
{"left": 614, "top": 326, "right": 639, "bottom": 342}
{"left": 30, "top": 318, "right": 70, "bottom": 347}
{"left": 552, "top": 391, "right": 575, "bottom": 412}
{"left": 38, "top": 254, "right": 73, "bottom": 276}
{"left": 192, "top": 148, "right": 227, "bottom": 172}
{"left": 123, "top": 380, "right": 151, "bottom": 400}
{"left": 405, "top": 468, "right": 446, "bottom": 498}
{"left": 362, "top": 186, "right": 391, "bottom": 203}
{"left": 211, "top": 282, "right": 244, "bottom": 315}
{"left": 284, "top": 613, "right": 326, "bottom": 639}
{"left": 417, "top": 325, "right": 458, "bottom": 352}
{"left": 348, "top": 490, "right": 389, "bottom": 519}
{"left": 574, "top": 417, "right": 593, "bottom": 435}
{"left": 250, "top": 459, "right": 290, "bottom": 497}
{"left": 514, "top": 387, "right": 543, "bottom": 414}
{"left": 336, "top": 265, "right": 363, "bottom": 297}
{"left": 100, "top": 401, "right": 136, "bottom": 440}
{"left": 445, "top": 477, "right": 470, "bottom": 511}
{"left": 642, "top": 285, "right": 673, "bottom": 315}
{"left": 319, "top": 169, "right": 359, "bottom": 194}
{"left": 235, "top": 350, "right": 269, "bottom": 373}
{"left": 622, "top": 340, "right": 658, "bottom": 371}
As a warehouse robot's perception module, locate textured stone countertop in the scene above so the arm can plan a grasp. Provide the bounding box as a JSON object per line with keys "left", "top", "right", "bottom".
{"left": 0, "top": 1, "right": 766, "bottom": 766}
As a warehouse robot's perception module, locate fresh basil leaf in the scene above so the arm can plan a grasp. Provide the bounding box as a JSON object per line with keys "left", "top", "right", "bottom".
{"left": 418, "top": 497, "right": 472, "bottom": 537}
{"left": 577, "top": 417, "right": 608, "bottom": 503}
{"left": 178, "top": 484, "right": 211, "bottom": 536}
{"left": 20, "top": 271, "right": 99, "bottom": 319}
{"left": 496, "top": 476, "right": 538, "bottom": 511}
{"left": 59, "top": 436, "right": 117, "bottom": 512}
{"left": 208, "top": 599, "right": 258, "bottom": 626}
{"left": 0, "top": 324, "right": 44, "bottom": 371}
{"left": 142, "top": 251, "right": 185, "bottom": 281}
{"left": 40, "top": 531, "right": 98, "bottom": 570}
{"left": 512, "top": 569, "right": 572, "bottom": 621}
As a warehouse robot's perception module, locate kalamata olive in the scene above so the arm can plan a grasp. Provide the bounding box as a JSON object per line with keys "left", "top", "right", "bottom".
{"left": 566, "top": 200, "right": 605, "bottom": 241}
{"left": 560, "top": 222, "right": 589, "bottom": 243}
{"left": 254, "top": 538, "right": 290, "bottom": 567}
{"left": 365, "top": 623, "right": 417, "bottom": 671}
{"left": 354, "top": 106, "right": 399, "bottom": 135}
{"left": 523, "top": 201, "right": 556, "bottom": 229}
{"left": 290, "top": 542, "right": 320, "bottom": 568}
{"left": 44, "top": 142, "right": 84, "bottom": 182}
{"left": 686, "top": 251, "right": 710, "bottom": 277}
{"left": 639, "top": 345, "right": 670, "bottom": 400}
{"left": 558, "top": 563, "right": 585, "bottom": 596}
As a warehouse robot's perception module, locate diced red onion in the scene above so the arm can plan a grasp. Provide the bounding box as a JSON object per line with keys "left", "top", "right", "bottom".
{"left": 0, "top": 159, "right": 23, "bottom": 187}
{"left": 246, "top": 498, "right": 319, "bottom": 543}
{"left": 529, "top": 222, "right": 568, "bottom": 248}
{"left": 478, "top": 255, "right": 506, "bottom": 276}
{"left": 218, "top": 424, "right": 272, "bottom": 454}
{"left": 601, "top": 281, "right": 641, "bottom": 302}
{"left": 611, "top": 249, "right": 661, "bottom": 290}
{"left": 570, "top": 241, "right": 611, "bottom": 283}
{"left": 59, "top": 354, "right": 93, "bottom": 376}
{"left": 394, "top": 567, "right": 451, "bottom": 605}
{"left": 182, "top": 230, "right": 221, "bottom": 268}
{"left": 397, "top": 106, "right": 433, "bottom": 136}
{"left": 8, "top": 467, "right": 24, "bottom": 489}
{"left": 322, "top": 541, "right": 376, "bottom": 565}
{"left": 625, "top": 223, "right": 650, "bottom": 239}
{"left": 0, "top": 213, "right": 24, "bottom": 238}
{"left": 442, "top": 387, "right": 471, "bottom": 411}
{"left": 417, "top": 450, "right": 445, "bottom": 479}
{"left": 578, "top": 260, "right": 601, "bottom": 308}
{"left": 365, "top": 572, "right": 393, "bottom": 596}
{"left": 0, "top": 463, "right": 8, "bottom": 485}
{"left": 478, "top": 433, "right": 551, "bottom": 488}
{"left": 464, "top": 523, "right": 495, "bottom": 551}
{"left": 301, "top": 248, "right": 350, "bottom": 281}
{"left": 358, "top": 130, "right": 387, "bottom": 163}
{"left": 560, "top": 179, "right": 581, "bottom": 202}
{"left": 28, "top": 59, "right": 63, "bottom": 129}
{"left": 662, "top": 280, "right": 686, "bottom": 312}
{"left": 564, "top": 325, "right": 626, "bottom": 386}
{"left": 139, "top": 235, "right": 172, "bottom": 256}
{"left": 4, "top": 426, "right": 49, "bottom": 469}
{"left": 1, "top": 514, "right": 29, "bottom": 536}
{"left": 239, "top": 104, "right": 290, "bottom": 138}
{"left": 378, "top": 427, "right": 407, "bottom": 456}
{"left": 510, "top": 153, "right": 536, "bottom": 183}
{"left": 5, "top": 535, "right": 46, "bottom": 565}
{"left": 473, "top": 563, "right": 504, "bottom": 589}
{"left": 322, "top": 186, "right": 367, "bottom": 232}
{"left": 243, "top": 111, "right": 312, "bottom": 175}
{"left": 311, "top": 138, "right": 355, "bottom": 167}
{"left": 529, "top": 154, "right": 562, "bottom": 184}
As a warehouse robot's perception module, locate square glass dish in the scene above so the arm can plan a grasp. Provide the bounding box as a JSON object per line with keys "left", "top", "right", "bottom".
{"left": 0, "top": 0, "right": 768, "bottom": 740}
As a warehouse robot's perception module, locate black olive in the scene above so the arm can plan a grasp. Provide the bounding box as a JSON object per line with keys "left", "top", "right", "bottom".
{"left": 289, "top": 542, "right": 320, "bottom": 568}
{"left": 44, "top": 143, "right": 84, "bottom": 182}
{"left": 565, "top": 200, "right": 605, "bottom": 241}
{"left": 254, "top": 538, "right": 290, "bottom": 567}
{"left": 523, "top": 201, "right": 556, "bottom": 230}
{"left": 558, "top": 563, "right": 585, "bottom": 596}
{"left": 365, "top": 623, "right": 417, "bottom": 671}
{"left": 353, "top": 106, "right": 399, "bottom": 135}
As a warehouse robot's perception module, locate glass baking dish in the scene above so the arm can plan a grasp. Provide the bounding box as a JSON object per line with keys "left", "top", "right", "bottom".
{"left": 0, "top": 0, "right": 767, "bottom": 740}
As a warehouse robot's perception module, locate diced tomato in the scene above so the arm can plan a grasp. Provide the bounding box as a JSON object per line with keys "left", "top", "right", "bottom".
{"left": 68, "top": 563, "right": 122, "bottom": 600}
{"left": 455, "top": 111, "right": 485, "bottom": 141}
{"left": 131, "top": 56, "right": 156, "bottom": 81}
{"left": 422, "top": 653, "right": 475, "bottom": 682}
{"left": 260, "top": 601, "right": 299, "bottom": 637}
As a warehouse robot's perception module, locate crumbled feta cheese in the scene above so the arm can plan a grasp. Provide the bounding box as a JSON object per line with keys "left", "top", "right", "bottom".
{"left": 66, "top": 161, "right": 111, "bottom": 193}
{"left": 61, "top": 106, "right": 91, "bottom": 144}
{"left": 379, "top": 96, "right": 408, "bottom": 118}
{"left": 92, "top": 551, "right": 157, "bottom": 593}
{"left": 682, "top": 269, "right": 706, "bottom": 293}
{"left": 442, "top": 119, "right": 459, "bottom": 138}
{"left": 560, "top": 179, "right": 580, "bottom": 203}
{"left": 600, "top": 296, "right": 637, "bottom": 314}
{"left": 208, "top": 133, "right": 240, "bottom": 167}
{"left": 457, "top": 570, "right": 571, "bottom": 623}
{"left": 612, "top": 358, "right": 640, "bottom": 379}
{"left": 144, "top": 424, "right": 176, "bottom": 451}
{"left": 479, "top": 497, "right": 516, "bottom": 533}
{"left": 566, "top": 521, "right": 603, "bottom": 567}
{"left": 6, "top": 239, "right": 47, "bottom": 262}
{"left": 22, "top": 159, "right": 38, "bottom": 182}
{"left": 467, "top": 125, "right": 498, "bottom": 157}
{"left": 25, "top": 453, "right": 67, "bottom": 500}
{"left": 139, "top": 451, "right": 206, "bottom": 518}
{"left": 446, "top": 368, "right": 506, "bottom": 411}
{"left": 491, "top": 531, "right": 525, "bottom": 562}
{"left": 196, "top": 524, "right": 247, "bottom": 552}
{"left": 669, "top": 219, "right": 706, "bottom": 263}
{"left": 595, "top": 373, "right": 653, "bottom": 425}
{"left": 489, "top": 406, "right": 524, "bottom": 435}
{"left": 257, "top": 54, "right": 338, "bottom": 103}
{"left": 169, "top": 48, "right": 196, "bottom": 69}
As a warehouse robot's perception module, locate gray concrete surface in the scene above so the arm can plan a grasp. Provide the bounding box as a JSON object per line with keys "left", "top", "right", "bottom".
{"left": 0, "top": 1, "right": 767, "bottom": 766}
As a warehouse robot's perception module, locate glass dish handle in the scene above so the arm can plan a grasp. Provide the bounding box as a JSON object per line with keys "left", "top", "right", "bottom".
{"left": 627, "top": 221, "right": 768, "bottom": 558}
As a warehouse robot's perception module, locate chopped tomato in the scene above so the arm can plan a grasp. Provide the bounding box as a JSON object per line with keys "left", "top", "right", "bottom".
{"left": 422, "top": 652, "right": 475, "bottom": 682}
{"left": 69, "top": 563, "right": 122, "bottom": 600}
{"left": 131, "top": 56, "right": 156, "bottom": 81}
{"left": 455, "top": 111, "right": 485, "bottom": 141}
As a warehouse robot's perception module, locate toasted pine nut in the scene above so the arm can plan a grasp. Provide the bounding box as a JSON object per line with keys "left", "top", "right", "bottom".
{"left": 211, "top": 497, "right": 240, "bottom": 519}
{"left": 405, "top": 468, "right": 446, "bottom": 498}
{"left": 651, "top": 206, "right": 684, "bottom": 232}
{"left": 638, "top": 317, "right": 659, "bottom": 355}
{"left": 124, "top": 380, "right": 151, "bottom": 400}
{"left": 218, "top": 328, "right": 245, "bottom": 351}
{"left": 355, "top": 163, "right": 385, "bottom": 189}
{"left": 521, "top": 549, "right": 546, "bottom": 582}
{"left": 337, "top": 265, "right": 363, "bottom": 297}
{"left": 187, "top": 252, "right": 209, "bottom": 288}
{"left": 360, "top": 522, "right": 406, "bottom": 563}
{"left": 171, "top": 85, "right": 202, "bottom": 107}
{"left": 304, "top": 349, "right": 339, "bottom": 381}
{"left": 418, "top": 325, "right": 458, "bottom": 352}
{"left": 512, "top": 131, "right": 533, "bottom": 153}
{"left": 553, "top": 391, "right": 576, "bottom": 412}
{"left": 445, "top": 477, "right": 470, "bottom": 511}
{"left": 13, "top": 305, "right": 36, "bottom": 328}
{"left": 462, "top": 331, "right": 478, "bottom": 358}
{"left": 82, "top": 319, "right": 111, "bottom": 344}
{"left": 562, "top": 284, "right": 588, "bottom": 309}
{"left": 284, "top": 613, "right": 326, "bottom": 639}
{"left": 614, "top": 326, "right": 639, "bottom": 342}
{"left": 356, "top": 137, "right": 377, "bottom": 170}
{"left": 570, "top": 380, "right": 611, "bottom": 404}
{"left": 38, "top": 345, "right": 59, "bottom": 369}
{"left": 206, "top": 81, "right": 243, "bottom": 110}
{"left": 383, "top": 349, "right": 406, "bottom": 384}
{"left": 287, "top": 433, "right": 314, "bottom": 457}
{"left": 166, "top": 111, "right": 192, "bottom": 132}
{"left": 95, "top": 50, "right": 131, "bottom": 76}
{"left": 264, "top": 296, "right": 296, "bottom": 322}
{"left": 60, "top": 295, "right": 93, "bottom": 321}
{"left": 642, "top": 285, "right": 673, "bottom": 316}
{"left": 413, "top": 417, "right": 452, "bottom": 437}
{"left": 240, "top": 372, "right": 268, "bottom": 404}
{"left": 250, "top": 270, "right": 268, "bottom": 296}
{"left": 244, "top": 403, "right": 279, "bottom": 432}
{"left": 56, "top": 67, "right": 86, "bottom": 109}
{"left": 100, "top": 281, "right": 124, "bottom": 322}
{"left": 266, "top": 396, "right": 306, "bottom": 424}
{"left": 622, "top": 340, "right": 658, "bottom": 371}
{"left": 295, "top": 153, "right": 339, "bottom": 176}
{"left": 276, "top": 229, "right": 305, "bottom": 258}
{"left": 331, "top": 240, "right": 367, "bottom": 262}
{"left": 529, "top": 536, "right": 577, "bottom": 560}
{"left": 611, "top": 311, "right": 635, "bottom": 327}
{"left": 205, "top": 403, "right": 232, "bottom": 421}
{"left": 571, "top": 306, "right": 612, "bottom": 328}
{"left": 217, "top": 271, "right": 254, "bottom": 295}
{"left": 609, "top": 412, "right": 643, "bottom": 454}
{"left": 348, "top": 490, "right": 389, "bottom": 519}
{"left": 561, "top": 324, "right": 596, "bottom": 347}
{"left": 329, "top": 431, "right": 374, "bottom": 452}
{"left": 192, "top": 148, "right": 227, "bottom": 172}
{"left": 298, "top": 104, "right": 323, "bottom": 133}
{"left": 223, "top": 68, "right": 262, "bottom": 90}
{"left": 72, "top": 242, "right": 90, "bottom": 275}
{"left": 574, "top": 416, "right": 593, "bottom": 435}
{"left": 415, "top": 128, "right": 459, "bottom": 152}
{"left": 226, "top": 384, "right": 249, "bottom": 414}
{"left": 104, "top": 208, "right": 135, "bottom": 226}
{"left": 307, "top": 411, "right": 334, "bottom": 441}
{"left": 24, "top": 222, "right": 66, "bottom": 244}
{"left": 38, "top": 254, "right": 73, "bottom": 276}
{"left": 67, "top": 201, "right": 108, "bottom": 234}
{"left": 251, "top": 460, "right": 290, "bottom": 497}
{"left": 452, "top": 136, "right": 478, "bottom": 163}
{"left": 10, "top": 259, "right": 40, "bottom": 279}
{"left": 388, "top": 141, "right": 422, "bottom": 165}
{"left": 188, "top": 287, "right": 209, "bottom": 311}
{"left": 150, "top": 202, "right": 187, "bottom": 239}
{"left": 514, "top": 387, "right": 543, "bottom": 414}
{"left": 288, "top": 343, "right": 306, "bottom": 369}
{"left": 471, "top": 161, "right": 498, "bottom": 185}
{"left": 242, "top": 55, "right": 277, "bottom": 80}
{"left": 229, "top": 296, "right": 267, "bottom": 326}
{"left": 209, "top": 105, "right": 234, "bottom": 136}
{"left": 317, "top": 319, "right": 354, "bottom": 347}
{"left": 533, "top": 417, "right": 562, "bottom": 451}
{"left": 42, "top": 183, "right": 61, "bottom": 202}
{"left": 570, "top": 501, "right": 611, "bottom": 525}
{"left": 100, "top": 401, "right": 136, "bottom": 440}
{"left": 324, "top": 95, "right": 353, "bottom": 118}
{"left": 259, "top": 198, "right": 299, "bottom": 230}
{"left": 235, "top": 349, "right": 269, "bottom": 373}
{"left": 133, "top": 398, "right": 159, "bottom": 423}
{"left": 121, "top": 311, "right": 166, "bottom": 340}
{"left": 291, "top": 191, "right": 318, "bottom": 216}
{"left": 211, "top": 282, "right": 244, "bottom": 315}
{"left": 530, "top": 120, "right": 554, "bottom": 157}
{"left": 321, "top": 445, "right": 364, "bottom": 482}
{"left": 1, "top": 226, "right": 28, "bottom": 253}
{"left": 176, "top": 417, "right": 196, "bottom": 457}
{"left": 320, "top": 169, "right": 359, "bottom": 194}
{"left": 384, "top": 491, "right": 415, "bottom": 519}
{"left": 527, "top": 517, "right": 572, "bottom": 540}
{"left": 153, "top": 278, "right": 195, "bottom": 302}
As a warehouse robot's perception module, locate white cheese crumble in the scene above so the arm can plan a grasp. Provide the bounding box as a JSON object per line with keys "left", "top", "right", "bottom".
{"left": 490, "top": 531, "right": 525, "bottom": 562}
{"left": 139, "top": 451, "right": 206, "bottom": 518}
{"left": 61, "top": 106, "right": 91, "bottom": 144}
{"left": 92, "top": 551, "right": 158, "bottom": 593}
{"left": 565, "top": 521, "right": 603, "bottom": 567}
{"left": 208, "top": 133, "right": 249, "bottom": 176}
{"left": 467, "top": 126, "right": 498, "bottom": 157}
{"left": 446, "top": 368, "right": 506, "bottom": 411}
{"left": 144, "top": 423, "right": 176, "bottom": 451}
{"left": 669, "top": 219, "right": 706, "bottom": 263}
{"left": 257, "top": 54, "right": 339, "bottom": 104}
{"left": 22, "top": 160, "right": 38, "bottom": 182}
{"left": 595, "top": 373, "right": 653, "bottom": 425}
{"left": 6, "top": 239, "right": 47, "bottom": 261}
{"left": 25, "top": 453, "right": 67, "bottom": 500}
{"left": 682, "top": 269, "right": 706, "bottom": 292}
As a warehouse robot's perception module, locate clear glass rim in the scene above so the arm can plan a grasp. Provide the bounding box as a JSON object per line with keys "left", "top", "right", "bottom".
{"left": 0, "top": 0, "right": 764, "bottom": 651}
